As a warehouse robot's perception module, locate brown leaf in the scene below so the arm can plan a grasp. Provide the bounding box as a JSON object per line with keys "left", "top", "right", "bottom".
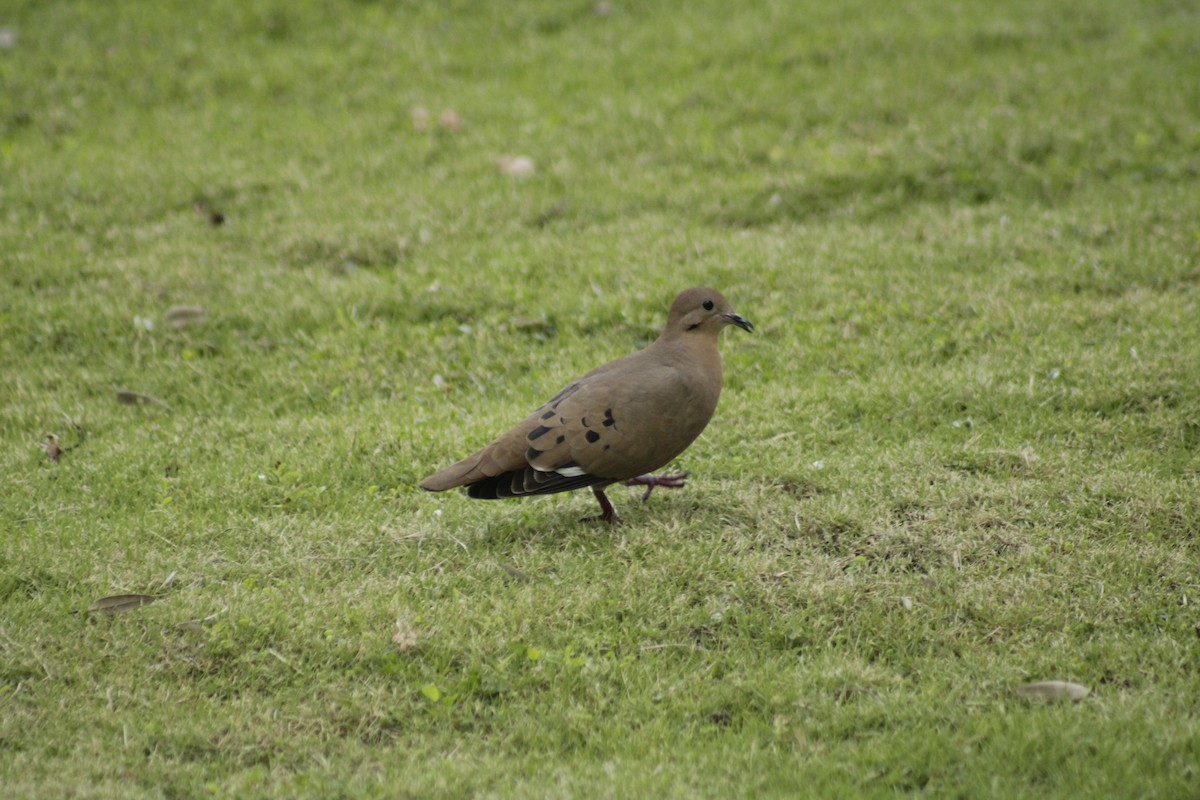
{"left": 511, "top": 315, "right": 553, "bottom": 332}
{"left": 116, "top": 390, "right": 169, "bottom": 408}
{"left": 1016, "top": 680, "right": 1090, "bottom": 702}
{"left": 527, "top": 200, "right": 565, "bottom": 228}
{"left": 90, "top": 594, "right": 157, "bottom": 614}
{"left": 164, "top": 305, "right": 207, "bottom": 328}
{"left": 393, "top": 617, "right": 420, "bottom": 651}
{"left": 411, "top": 106, "right": 431, "bottom": 132}
{"left": 501, "top": 563, "right": 533, "bottom": 582}
{"left": 497, "top": 155, "right": 536, "bottom": 177}
{"left": 41, "top": 423, "right": 84, "bottom": 460}
{"left": 192, "top": 203, "right": 225, "bottom": 226}
{"left": 42, "top": 433, "right": 62, "bottom": 461}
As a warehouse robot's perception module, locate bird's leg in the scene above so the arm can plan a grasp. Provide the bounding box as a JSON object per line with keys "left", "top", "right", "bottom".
{"left": 623, "top": 472, "right": 689, "bottom": 502}
{"left": 581, "top": 486, "right": 621, "bottom": 524}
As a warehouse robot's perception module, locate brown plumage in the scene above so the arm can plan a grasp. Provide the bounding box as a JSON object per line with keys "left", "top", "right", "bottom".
{"left": 419, "top": 287, "right": 753, "bottom": 522}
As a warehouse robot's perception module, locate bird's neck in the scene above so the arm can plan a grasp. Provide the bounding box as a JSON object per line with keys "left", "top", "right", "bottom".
{"left": 650, "top": 332, "right": 723, "bottom": 382}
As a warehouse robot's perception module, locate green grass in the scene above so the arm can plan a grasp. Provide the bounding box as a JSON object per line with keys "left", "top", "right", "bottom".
{"left": 3, "top": 0, "right": 1200, "bottom": 796}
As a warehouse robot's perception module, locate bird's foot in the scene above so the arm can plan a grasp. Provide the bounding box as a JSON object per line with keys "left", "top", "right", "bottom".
{"left": 580, "top": 512, "right": 622, "bottom": 524}
{"left": 581, "top": 487, "right": 622, "bottom": 524}
{"left": 623, "top": 472, "right": 689, "bottom": 502}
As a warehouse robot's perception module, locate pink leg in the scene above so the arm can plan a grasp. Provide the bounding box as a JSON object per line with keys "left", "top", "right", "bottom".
{"left": 582, "top": 487, "right": 620, "bottom": 523}
{"left": 623, "top": 472, "right": 689, "bottom": 502}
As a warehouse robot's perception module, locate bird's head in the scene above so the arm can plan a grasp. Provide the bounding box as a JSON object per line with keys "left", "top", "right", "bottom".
{"left": 667, "top": 287, "right": 754, "bottom": 336}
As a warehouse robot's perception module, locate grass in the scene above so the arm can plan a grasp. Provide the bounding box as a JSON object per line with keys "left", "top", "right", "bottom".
{"left": 2, "top": 0, "right": 1199, "bottom": 796}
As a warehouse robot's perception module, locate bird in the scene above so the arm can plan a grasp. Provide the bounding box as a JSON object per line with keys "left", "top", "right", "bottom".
{"left": 419, "top": 287, "right": 753, "bottom": 522}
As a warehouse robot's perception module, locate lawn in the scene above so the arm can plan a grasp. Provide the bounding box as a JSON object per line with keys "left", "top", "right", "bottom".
{"left": 2, "top": 0, "right": 1199, "bottom": 796}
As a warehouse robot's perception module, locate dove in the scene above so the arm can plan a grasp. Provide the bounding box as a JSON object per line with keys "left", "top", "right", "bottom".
{"left": 420, "top": 287, "right": 752, "bottom": 522}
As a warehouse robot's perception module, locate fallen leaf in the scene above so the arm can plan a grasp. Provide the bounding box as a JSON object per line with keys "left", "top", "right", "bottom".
{"left": 501, "top": 563, "right": 533, "bottom": 582}
{"left": 42, "top": 433, "right": 62, "bottom": 461}
{"left": 116, "top": 390, "right": 169, "bottom": 408}
{"left": 393, "top": 617, "right": 420, "bottom": 651}
{"left": 90, "top": 594, "right": 157, "bottom": 614}
{"left": 511, "top": 315, "right": 554, "bottom": 332}
{"left": 41, "top": 421, "right": 85, "bottom": 461}
{"left": 411, "top": 106, "right": 431, "bottom": 132}
{"left": 497, "top": 155, "right": 536, "bottom": 177}
{"left": 527, "top": 200, "right": 565, "bottom": 227}
{"left": 438, "top": 108, "right": 462, "bottom": 131}
{"left": 1016, "top": 680, "right": 1090, "bottom": 702}
{"left": 192, "top": 203, "right": 225, "bottom": 226}
{"left": 164, "top": 305, "right": 207, "bottom": 329}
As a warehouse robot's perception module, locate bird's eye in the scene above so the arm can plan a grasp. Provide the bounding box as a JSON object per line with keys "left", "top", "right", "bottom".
{"left": 702, "top": 299, "right": 714, "bottom": 311}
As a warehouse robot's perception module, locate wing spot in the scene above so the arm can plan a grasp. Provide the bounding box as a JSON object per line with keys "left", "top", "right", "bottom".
{"left": 528, "top": 425, "right": 552, "bottom": 441}
{"left": 585, "top": 430, "right": 601, "bottom": 444}
{"left": 556, "top": 434, "right": 566, "bottom": 444}
{"left": 541, "top": 410, "right": 556, "bottom": 421}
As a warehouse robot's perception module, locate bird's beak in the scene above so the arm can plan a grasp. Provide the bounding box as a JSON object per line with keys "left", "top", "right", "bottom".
{"left": 723, "top": 312, "right": 754, "bottom": 333}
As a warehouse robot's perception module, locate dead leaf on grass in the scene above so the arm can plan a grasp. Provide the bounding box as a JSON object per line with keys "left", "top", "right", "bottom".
{"left": 1016, "top": 680, "right": 1090, "bottom": 702}
{"left": 393, "top": 617, "right": 420, "bottom": 651}
{"left": 527, "top": 200, "right": 565, "bottom": 227}
{"left": 42, "top": 433, "right": 63, "bottom": 461}
{"left": 164, "top": 305, "right": 207, "bottom": 329}
{"left": 497, "top": 155, "right": 536, "bottom": 177}
{"left": 501, "top": 563, "right": 533, "bottom": 582}
{"left": 192, "top": 203, "right": 225, "bottom": 226}
{"left": 90, "top": 594, "right": 157, "bottom": 615}
{"left": 411, "top": 106, "right": 432, "bottom": 132}
{"left": 41, "top": 422, "right": 85, "bottom": 461}
{"left": 116, "top": 390, "right": 169, "bottom": 408}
